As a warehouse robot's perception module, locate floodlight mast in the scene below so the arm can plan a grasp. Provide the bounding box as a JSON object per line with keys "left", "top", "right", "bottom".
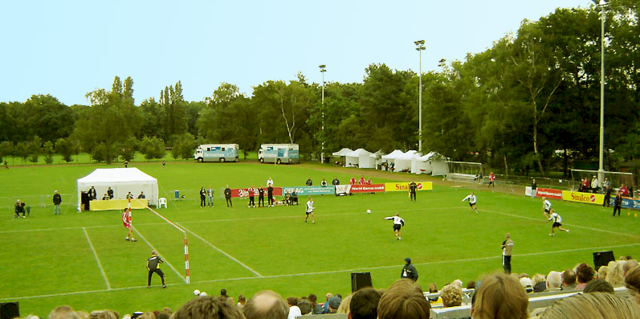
{"left": 415, "top": 40, "right": 425, "bottom": 152}
{"left": 319, "top": 65, "right": 326, "bottom": 164}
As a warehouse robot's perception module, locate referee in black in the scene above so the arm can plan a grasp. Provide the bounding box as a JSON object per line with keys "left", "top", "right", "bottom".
{"left": 147, "top": 250, "right": 166, "bottom": 288}
{"left": 408, "top": 181, "right": 417, "bottom": 201}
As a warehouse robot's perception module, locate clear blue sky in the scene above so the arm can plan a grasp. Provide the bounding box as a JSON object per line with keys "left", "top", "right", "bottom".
{"left": 1, "top": 0, "right": 592, "bottom": 106}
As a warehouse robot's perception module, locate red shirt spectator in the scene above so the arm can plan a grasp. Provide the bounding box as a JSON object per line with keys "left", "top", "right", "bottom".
{"left": 350, "top": 177, "right": 356, "bottom": 185}
{"left": 620, "top": 186, "right": 629, "bottom": 197}
{"left": 359, "top": 176, "right": 365, "bottom": 185}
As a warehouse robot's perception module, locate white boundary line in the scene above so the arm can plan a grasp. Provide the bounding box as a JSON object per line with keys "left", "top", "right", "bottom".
{"left": 132, "top": 226, "right": 186, "bottom": 283}
{"left": 4, "top": 242, "right": 639, "bottom": 302}
{"left": 176, "top": 222, "right": 263, "bottom": 277}
{"left": 82, "top": 227, "right": 111, "bottom": 290}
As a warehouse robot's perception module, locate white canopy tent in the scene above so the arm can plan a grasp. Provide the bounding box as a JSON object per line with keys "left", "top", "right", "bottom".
{"left": 381, "top": 150, "right": 404, "bottom": 162}
{"left": 370, "top": 150, "right": 383, "bottom": 168}
{"left": 332, "top": 148, "right": 353, "bottom": 156}
{"left": 345, "top": 148, "right": 374, "bottom": 168}
{"left": 394, "top": 150, "right": 420, "bottom": 172}
{"left": 77, "top": 168, "right": 159, "bottom": 208}
{"left": 412, "top": 151, "right": 449, "bottom": 176}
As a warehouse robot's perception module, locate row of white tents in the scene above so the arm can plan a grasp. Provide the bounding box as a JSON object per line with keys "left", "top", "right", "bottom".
{"left": 332, "top": 148, "right": 449, "bottom": 176}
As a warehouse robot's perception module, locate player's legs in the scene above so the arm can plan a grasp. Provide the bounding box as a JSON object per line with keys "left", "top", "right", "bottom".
{"left": 397, "top": 228, "right": 401, "bottom": 240}
{"left": 311, "top": 212, "right": 315, "bottom": 223}
{"left": 558, "top": 226, "right": 569, "bottom": 233}
{"left": 148, "top": 270, "right": 153, "bottom": 286}
{"left": 305, "top": 212, "right": 309, "bottom": 222}
{"left": 157, "top": 269, "right": 166, "bottom": 287}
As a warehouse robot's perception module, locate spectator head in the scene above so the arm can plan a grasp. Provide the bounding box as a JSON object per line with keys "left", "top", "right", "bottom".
{"left": 466, "top": 281, "right": 476, "bottom": 290}
{"left": 337, "top": 294, "right": 352, "bottom": 314}
{"left": 325, "top": 293, "right": 332, "bottom": 301}
{"left": 378, "top": 279, "right": 430, "bottom": 319}
{"left": 563, "top": 269, "right": 577, "bottom": 287}
{"left": 297, "top": 300, "right": 312, "bottom": 315}
{"left": 404, "top": 257, "right": 411, "bottom": 264}
{"left": 88, "top": 311, "right": 118, "bottom": 319}
{"left": 440, "top": 284, "right": 463, "bottom": 307}
{"left": 173, "top": 296, "right": 242, "bottom": 319}
{"left": 472, "top": 273, "right": 528, "bottom": 319}
{"left": 598, "top": 265, "right": 610, "bottom": 280}
{"left": 539, "top": 292, "right": 640, "bottom": 319}
{"left": 308, "top": 294, "right": 317, "bottom": 305}
{"left": 428, "top": 283, "right": 438, "bottom": 293}
{"left": 243, "top": 290, "right": 289, "bottom": 319}
{"left": 546, "top": 271, "right": 562, "bottom": 290}
{"left": 286, "top": 296, "right": 298, "bottom": 307}
{"left": 576, "top": 263, "right": 595, "bottom": 285}
{"left": 583, "top": 279, "right": 615, "bottom": 294}
{"left": 606, "top": 261, "right": 625, "bottom": 287}
{"left": 519, "top": 277, "right": 533, "bottom": 293}
{"left": 349, "top": 288, "right": 381, "bottom": 319}
{"left": 625, "top": 266, "right": 640, "bottom": 305}
{"left": 624, "top": 260, "right": 639, "bottom": 276}
{"left": 328, "top": 296, "right": 342, "bottom": 313}
{"left": 220, "top": 289, "right": 228, "bottom": 298}
{"left": 237, "top": 295, "right": 246, "bottom": 305}
{"left": 49, "top": 306, "right": 81, "bottom": 319}
{"left": 452, "top": 279, "right": 463, "bottom": 288}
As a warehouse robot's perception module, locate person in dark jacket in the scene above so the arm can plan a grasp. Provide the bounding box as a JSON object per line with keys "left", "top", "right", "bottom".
{"left": 401, "top": 257, "right": 418, "bottom": 282}
{"left": 53, "top": 190, "right": 62, "bottom": 215}
{"left": 147, "top": 250, "right": 166, "bottom": 288}
{"left": 613, "top": 191, "right": 623, "bottom": 217}
{"left": 224, "top": 185, "right": 233, "bottom": 207}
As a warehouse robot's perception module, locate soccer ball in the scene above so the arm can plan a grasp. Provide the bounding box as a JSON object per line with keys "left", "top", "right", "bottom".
{"left": 193, "top": 289, "right": 201, "bottom": 296}
{"left": 366, "top": 209, "right": 371, "bottom": 214}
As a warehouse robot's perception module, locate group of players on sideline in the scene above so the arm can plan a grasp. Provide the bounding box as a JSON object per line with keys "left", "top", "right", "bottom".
{"left": 30, "top": 256, "right": 640, "bottom": 319}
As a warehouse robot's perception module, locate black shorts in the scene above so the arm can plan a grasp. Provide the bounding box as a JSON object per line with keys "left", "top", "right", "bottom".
{"left": 469, "top": 202, "right": 476, "bottom": 207}
{"left": 306, "top": 211, "right": 312, "bottom": 215}
{"left": 545, "top": 209, "right": 551, "bottom": 214}
{"left": 552, "top": 222, "right": 562, "bottom": 228}
{"left": 393, "top": 224, "right": 401, "bottom": 231}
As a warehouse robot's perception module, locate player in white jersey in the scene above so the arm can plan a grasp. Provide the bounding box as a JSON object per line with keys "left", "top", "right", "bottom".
{"left": 544, "top": 209, "right": 569, "bottom": 236}
{"left": 384, "top": 213, "right": 405, "bottom": 240}
{"left": 542, "top": 197, "right": 552, "bottom": 214}
{"left": 461, "top": 192, "right": 478, "bottom": 212}
{"left": 305, "top": 197, "right": 315, "bottom": 224}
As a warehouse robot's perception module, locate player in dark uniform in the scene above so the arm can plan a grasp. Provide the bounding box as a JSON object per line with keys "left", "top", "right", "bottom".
{"left": 224, "top": 185, "right": 232, "bottom": 207}
{"left": 147, "top": 250, "right": 166, "bottom": 288}
{"left": 258, "top": 185, "right": 265, "bottom": 207}
{"left": 199, "top": 187, "right": 206, "bottom": 207}
{"left": 408, "top": 182, "right": 417, "bottom": 201}
{"left": 267, "top": 185, "right": 274, "bottom": 207}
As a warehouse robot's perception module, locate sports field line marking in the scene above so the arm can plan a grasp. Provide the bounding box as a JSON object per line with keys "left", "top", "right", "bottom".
{"left": 479, "top": 208, "right": 640, "bottom": 239}
{"left": 132, "top": 226, "right": 187, "bottom": 283}
{"left": 176, "top": 222, "right": 263, "bottom": 277}
{"left": 4, "top": 242, "right": 639, "bottom": 302}
{"left": 82, "top": 227, "right": 111, "bottom": 290}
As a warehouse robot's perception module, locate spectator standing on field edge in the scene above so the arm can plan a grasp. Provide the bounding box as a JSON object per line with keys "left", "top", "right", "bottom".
{"left": 306, "top": 177, "right": 313, "bottom": 186}
{"left": 488, "top": 172, "right": 495, "bottom": 188}
{"left": 531, "top": 179, "right": 537, "bottom": 199}
{"left": 207, "top": 186, "right": 214, "bottom": 207}
{"left": 502, "top": 233, "right": 514, "bottom": 274}
{"left": 613, "top": 191, "right": 623, "bottom": 217}
{"left": 258, "top": 185, "right": 265, "bottom": 207}
{"left": 268, "top": 185, "right": 274, "bottom": 207}
{"left": 53, "top": 190, "right": 62, "bottom": 215}
{"left": 147, "top": 250, "right": 166, "bottom": 288}
{"left": 224, "top": 185, "right": 233, "bottom": 207}
{"left": 408, "top": 181, "right": 417, "bottom": 201}
{"left": 401, "top": 257, "right": 418, "bottom": 281}
{"left": 604, "top": 185, "right": 612, "bottom": 207}
{"left": 199, "top": 187, "right": 206, "bottom": 207}
{"left": 248, "top": 185, "right": 256, "bottom": 208}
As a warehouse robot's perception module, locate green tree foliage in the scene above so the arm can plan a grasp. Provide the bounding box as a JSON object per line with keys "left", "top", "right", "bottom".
{"left": 43, "top": 141, "right": 54, "bottom": 164}
{"left": 171, "top": 133, "right": 197, "bottom": 160}
{"left": 55, "top": 137, "right": 77, "bottom": 163}
{"left": 139, "top": 136, "right": 166, "bottom": 160}
{"left": 28, "top": 136, "right": 42, "bottom": 163}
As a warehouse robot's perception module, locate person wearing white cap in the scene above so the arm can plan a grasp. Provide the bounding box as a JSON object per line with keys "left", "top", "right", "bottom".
{"left": 53, "top": 190, "right": 62, "bottom": 215}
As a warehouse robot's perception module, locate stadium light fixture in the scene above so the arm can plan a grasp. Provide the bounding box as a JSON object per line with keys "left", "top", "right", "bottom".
{"left": 415, "top": 40, "right": 426, "bottom": 153}
{"left": 593, "top": 0, "right": 606, "bottom": 184}
{"left": 319, "top": 65, "right": 327, "bottom": 164}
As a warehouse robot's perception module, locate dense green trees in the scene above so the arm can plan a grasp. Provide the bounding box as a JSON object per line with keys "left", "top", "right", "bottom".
{"left": 1, "top": 4, "right": 639, "bottom": 175}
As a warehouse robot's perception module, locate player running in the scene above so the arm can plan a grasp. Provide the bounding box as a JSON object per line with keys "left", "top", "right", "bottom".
{"left": 542, "top": 197, "right": 552, "bottom": 215}
{"left": 305, "top": 197, "right": 315, "bottom": 224}
{"left": 544, "top": 209, "right": 569, "bottom": 236}
{"left": 384, "top": 213, "right": 405, "bottom": 240}
{"left": 122, "top": 207, "right": 137, "bottom": 242}
{"left": 462, "top": 192, "right": 478, "bottom": 212}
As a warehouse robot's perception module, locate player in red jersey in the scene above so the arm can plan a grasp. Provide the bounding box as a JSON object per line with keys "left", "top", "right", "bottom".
{"left": 122, "top": 207, "right": 137, "bottom": 242}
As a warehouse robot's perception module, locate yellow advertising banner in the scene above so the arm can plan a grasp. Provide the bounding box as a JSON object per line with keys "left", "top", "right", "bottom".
{"left": 561, "top": 191, "right": 604, "bottom": 205}
{"left": 385, "top": 182, "right": 433, "bottom": 192}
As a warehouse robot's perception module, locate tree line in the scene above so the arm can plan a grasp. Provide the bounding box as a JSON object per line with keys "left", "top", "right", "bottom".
{"left": 1, "top": 3, "right": 639, "bottom": 176}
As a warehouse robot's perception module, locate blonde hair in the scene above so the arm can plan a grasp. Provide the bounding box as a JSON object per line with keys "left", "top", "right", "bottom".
{"left": 532, "top": 274, "right": 546, "bottom": 287}
{"left": 378, "top": 279, "right": 430, "bottom": 319}
{"left": 539, "top": 292, "right": 640, "bottom": 319}
{"left": 471, "top": 273, "right": 528, "bottom": 319}
{"left": 605, "top": 261, "right": 625, "bottom": 287}
{"left": 336, "top": 294, "right": 352, "bottom": 314}
{"left": 597, "top": 266, "right": 609, "bottom": 280}
{"left": 440, "top": 284, "right": 462, "bottom": 307}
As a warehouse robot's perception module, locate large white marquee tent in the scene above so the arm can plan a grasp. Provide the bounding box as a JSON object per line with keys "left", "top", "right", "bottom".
{"left": 412, "top": 151, "right": 449, "bottom": 176}
{"left": 77, "top": 168, "right": 159, "bottom": 208}
{"left": 394, "top": 150, "right": 420, "bottom": 172}
{"left": 345, "top": 148, "right": 374, "bottom": 168}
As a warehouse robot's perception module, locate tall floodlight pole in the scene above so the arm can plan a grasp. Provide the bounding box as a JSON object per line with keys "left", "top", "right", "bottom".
{"left": 319, "top": 65, "right": 326, "bottom": 164}
{"left": 415, "top": 40, "right": 425, "bottom": 153}
{"left": 595, "top": 0, "right": 606, "bottom": 184}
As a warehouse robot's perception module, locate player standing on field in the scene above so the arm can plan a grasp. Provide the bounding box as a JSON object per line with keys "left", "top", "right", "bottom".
{"left": 462, "top": 192, "right": 478, "bottom": 212}
{"left": 305, "top": 197, "right": 315, "bottom": 223}
{"left": 408, "top": 181, "right": 417, "bottom": 201}
{"left": 544, "top": 209, "right": 569, "bottom": 236}
{"left": 488, "top": 172, "right": 496, "bottom": 188}
{"left": 147, "top": 250, "right": 166, "bottom": 288}
{"left": 384, "top": 213, "right": 405, "bottom": 240}
{"left": 122, "top": 207, "right": 137, "bottom": 242}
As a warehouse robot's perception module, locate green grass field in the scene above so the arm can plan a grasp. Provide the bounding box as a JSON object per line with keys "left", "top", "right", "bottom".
{"left": 2, "top": 161, "right": 640, "bottom": 317}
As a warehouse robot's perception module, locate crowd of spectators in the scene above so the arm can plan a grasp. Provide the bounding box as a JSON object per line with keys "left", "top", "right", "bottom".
{"left": 21, "top": 256, "right": 640, "bottom": 319}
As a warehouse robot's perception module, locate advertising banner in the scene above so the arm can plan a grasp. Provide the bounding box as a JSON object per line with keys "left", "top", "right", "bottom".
{"left": 335, "top": 185, "right": 351, "bottom": 195}
{"left": 350, "top": 184, "right": 385, "bottom": 194}
{"left": 232, "top": 187, "right": 282, "bottom": 198}
{"left": 282, "top": 186, "right": 335, "bottom": 196}
{"left": 562, "top": 191, "right": 604, "bottom": 205}
{"left": 536, "top": 188, "right": 563, "bottom": 200}
{"left": 384, "top": 182, "right": 433, "bottom": 192}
